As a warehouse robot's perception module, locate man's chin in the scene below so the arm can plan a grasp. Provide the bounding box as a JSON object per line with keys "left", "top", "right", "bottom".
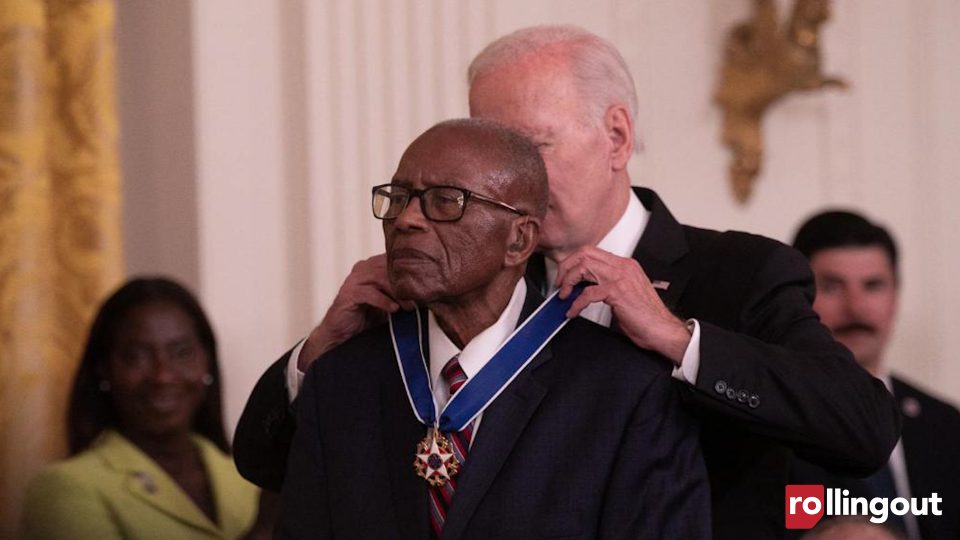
{"left": 537, "top": 225, "right": 586, "bottom": 261}
{"left": 391, "top": 281, "right": 433, "bottom": 306}
{"left": 836, "top": 337, "right": 879, "bottom": 363}
{"left": 536, "top": 237, "right": 565, "bottom": 261}
{"left": 394, "top": 293, "right": 422, "bottom": 307}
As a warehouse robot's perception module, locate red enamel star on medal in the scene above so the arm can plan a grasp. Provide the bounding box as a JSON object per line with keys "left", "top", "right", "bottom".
{"left": 414, "top": 427, "right": 460, "bottom": 487}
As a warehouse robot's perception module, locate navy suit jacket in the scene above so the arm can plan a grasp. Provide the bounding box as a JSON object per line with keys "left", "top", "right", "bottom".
{"left": 276, "top": 286, "right": 711, "bottom": 539}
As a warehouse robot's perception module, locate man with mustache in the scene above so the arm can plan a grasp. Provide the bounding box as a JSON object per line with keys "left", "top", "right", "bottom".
{"left": 791, "top": 210, "right": 960, "bottom": 540}
{"left": 236, "top": 25, "right": 899, "bottom": 539}
{"left": 276, "top": 118, "right": 709, "bottom": 539}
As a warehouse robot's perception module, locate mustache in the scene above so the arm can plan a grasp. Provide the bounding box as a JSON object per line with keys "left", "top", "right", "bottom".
{"left": 834, "top": 321, "right": 876, "bottom": 335}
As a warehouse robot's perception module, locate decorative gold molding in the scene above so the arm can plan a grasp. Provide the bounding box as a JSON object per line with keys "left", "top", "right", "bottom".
{"left": 714, "top": 0, "right": 846, "bottom": 203}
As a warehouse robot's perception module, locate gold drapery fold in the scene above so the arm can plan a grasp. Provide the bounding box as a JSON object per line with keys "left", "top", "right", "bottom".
{"left": 0, "top": 0, "right": 123, "bottom": 535}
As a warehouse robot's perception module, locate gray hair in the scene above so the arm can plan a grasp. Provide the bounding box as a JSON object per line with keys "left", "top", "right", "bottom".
{"left": 468, "top": 25, "right": 638, "bottom": 138}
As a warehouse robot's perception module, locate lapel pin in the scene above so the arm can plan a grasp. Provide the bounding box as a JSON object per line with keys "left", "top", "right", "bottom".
{"left": 652, "top": 280, "right": 670, "bottom": 290}
{"left": 901, "top": 397, "right": 921, "bottom": 418}
{"left": 133, "top": 471, "right": 157, "bottom": 494}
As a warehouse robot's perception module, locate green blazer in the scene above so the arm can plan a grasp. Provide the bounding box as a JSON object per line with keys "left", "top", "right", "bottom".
{"left": 21, "top": 430, "right": 258, "bottom": 540}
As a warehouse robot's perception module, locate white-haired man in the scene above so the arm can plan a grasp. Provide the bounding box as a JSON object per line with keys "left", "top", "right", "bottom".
{"left": 236, "top": 25, "right": 899, "bottom": 540}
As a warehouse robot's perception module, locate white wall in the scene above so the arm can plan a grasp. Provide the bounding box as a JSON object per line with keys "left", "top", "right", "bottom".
{"left": 120, "top": 0, "right": 960, "bottom": 434}
{"left": 118, "top": 0, "right": 199, "bottom": 291}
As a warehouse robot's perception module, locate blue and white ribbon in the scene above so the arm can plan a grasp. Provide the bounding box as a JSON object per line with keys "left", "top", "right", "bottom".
{"left": 389, "top": 285, "right": 584, "bottom": 432}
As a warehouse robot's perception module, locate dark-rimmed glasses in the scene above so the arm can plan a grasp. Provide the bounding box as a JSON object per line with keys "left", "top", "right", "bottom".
{"left": 371, "top": 184, "right": 525, "bottom": 222}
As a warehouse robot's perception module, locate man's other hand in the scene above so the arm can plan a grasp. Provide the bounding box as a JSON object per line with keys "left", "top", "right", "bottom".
{"left": 297, "top": 254, "right": 414, "bottom": 371}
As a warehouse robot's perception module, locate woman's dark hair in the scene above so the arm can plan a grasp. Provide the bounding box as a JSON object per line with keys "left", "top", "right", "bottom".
{"left": 67, "top": 277, "right": 229, "bottom": 454}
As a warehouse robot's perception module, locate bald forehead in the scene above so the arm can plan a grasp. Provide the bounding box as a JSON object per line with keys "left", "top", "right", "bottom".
{"left": 396, "top": 124, "right": 508, "bottom": 193}
{"left": 405, "top": 124, "right": 507, "bottom": 172}
{"left": 417, "top": 122, "right": 505, "bottom": 152}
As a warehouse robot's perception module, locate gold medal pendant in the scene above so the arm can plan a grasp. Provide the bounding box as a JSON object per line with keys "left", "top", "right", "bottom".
{"left": 414, "top": 426, "right": 460, "bottom": 487}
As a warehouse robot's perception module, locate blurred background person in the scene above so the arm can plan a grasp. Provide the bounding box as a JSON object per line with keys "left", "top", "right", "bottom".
{"left": 20, "top": 277, "right": 275, "bottom": 540}
{"left": 791, "top": 210, "right": 960, "bottom": 540}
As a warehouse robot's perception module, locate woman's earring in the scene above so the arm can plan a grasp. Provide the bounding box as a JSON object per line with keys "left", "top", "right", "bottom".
{"left": 201, "top": 374, "right": 213, "bottom": 386}
{"left": 98, "top": 380, "right": 111, "bottom": 392}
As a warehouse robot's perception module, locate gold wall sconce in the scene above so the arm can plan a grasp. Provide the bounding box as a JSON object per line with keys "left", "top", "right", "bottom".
{"left": 714, "top": 0, "right": 846, "bottom": 203}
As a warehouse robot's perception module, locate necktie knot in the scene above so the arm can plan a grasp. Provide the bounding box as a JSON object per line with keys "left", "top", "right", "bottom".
{"left": 441, "top": 354, "right": 468, "bottom": 396}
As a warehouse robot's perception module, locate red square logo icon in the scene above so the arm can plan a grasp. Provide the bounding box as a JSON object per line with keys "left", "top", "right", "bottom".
{"left": 785, "top": 484, "right": 825, "bottom": 529}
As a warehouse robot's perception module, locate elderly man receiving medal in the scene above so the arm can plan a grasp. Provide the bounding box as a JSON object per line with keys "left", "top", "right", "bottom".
{"left": 276, "top": 119, "right": 710, "bottom": 540}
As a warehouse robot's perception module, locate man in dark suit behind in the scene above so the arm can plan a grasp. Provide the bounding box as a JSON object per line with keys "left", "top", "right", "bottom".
{"left": 238, "top": 25, "right": 900, "bottom": 539}
{"left": 277, "top": 118, "right": 710, "bottom": 539}
{"left": 791, "top": 210, "right": 960, "bottom": 540}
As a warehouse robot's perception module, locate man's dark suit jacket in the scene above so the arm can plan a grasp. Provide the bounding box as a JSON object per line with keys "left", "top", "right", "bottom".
{"left": 276, "top": 286, "right": 711, "bottom": 539}
{"left": 791, "top": 375, "right": 960, "bottom": 540}
{"left": 236, "top": 187, "right": 900, "bottom": 540}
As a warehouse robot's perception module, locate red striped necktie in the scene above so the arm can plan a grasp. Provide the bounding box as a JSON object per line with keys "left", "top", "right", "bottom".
{"left": 429, "top": 354, "right": 474, "bottom": 538}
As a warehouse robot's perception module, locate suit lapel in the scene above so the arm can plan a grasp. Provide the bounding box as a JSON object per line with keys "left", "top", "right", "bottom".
{"left": 440, "top": 287, "right": 553, "bottom": 540}
{"left": 96, "top": 431, "right": 220, "bottom": 536}
{"left": 630, "top": 187, "right": 692, "bottom": 313}
{"left": 381, "top": 331, "right": 432, "bottom": 538}
{"left": 891, "top": 378, "right": 923, "bottom": 495}
{"left": 382, "top": 390, "right": 432, "bottom": 538}
{"left": 198, "top": 436, "right": 248, "bottom": 536}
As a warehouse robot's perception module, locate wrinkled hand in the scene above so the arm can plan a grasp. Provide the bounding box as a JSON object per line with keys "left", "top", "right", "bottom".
{"left": 298, "top": 254, "right": 415, "bottom": 371}
{"left": 555, "top": 246, "right": 691, "bottom": 365}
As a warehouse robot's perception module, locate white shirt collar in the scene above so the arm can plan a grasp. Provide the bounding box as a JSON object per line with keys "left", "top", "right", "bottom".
{"left": 875, "top": 368, "right": 893, "bottom": 393}
{"left": 596, "top": 188, "right": 649, "bottom": 258}
{"left": 427, "top": 279, "right": 527, "bottom": 409}
{"left": 544, "top": 189, "right": 649, "bottom": 293}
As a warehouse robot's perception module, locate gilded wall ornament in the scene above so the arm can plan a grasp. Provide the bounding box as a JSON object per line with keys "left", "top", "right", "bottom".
{"left": 715, "top": 0, "right": 846, "bottom": 203}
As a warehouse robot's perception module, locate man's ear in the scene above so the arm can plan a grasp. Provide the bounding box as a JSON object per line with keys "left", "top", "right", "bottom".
{"left": 605, "top": 104, "right": 634, "bottom": 171}
{"left": 504, "top": 216, "right": 540, "bottom": 267}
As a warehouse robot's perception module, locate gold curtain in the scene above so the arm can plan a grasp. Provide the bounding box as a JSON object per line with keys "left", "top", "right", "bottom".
{"left": 0, "top": 0, "right": 123, "bottom": 535}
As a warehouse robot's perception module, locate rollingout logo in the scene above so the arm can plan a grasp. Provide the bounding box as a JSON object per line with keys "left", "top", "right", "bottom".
{"left": 785, "top": 485, "right": 943, "bottom": 529}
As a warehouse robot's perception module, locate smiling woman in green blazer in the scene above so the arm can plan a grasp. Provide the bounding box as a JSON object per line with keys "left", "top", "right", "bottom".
{"left": 23, "top": 430, "right": 257, "bottom": 539}
{"left": 21, "top": 278, "right": 265, "bottom": 540}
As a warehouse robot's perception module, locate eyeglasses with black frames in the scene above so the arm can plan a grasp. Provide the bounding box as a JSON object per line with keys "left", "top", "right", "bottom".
{"left": 371, "top": 183, "right": 525, "bottom": 222}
